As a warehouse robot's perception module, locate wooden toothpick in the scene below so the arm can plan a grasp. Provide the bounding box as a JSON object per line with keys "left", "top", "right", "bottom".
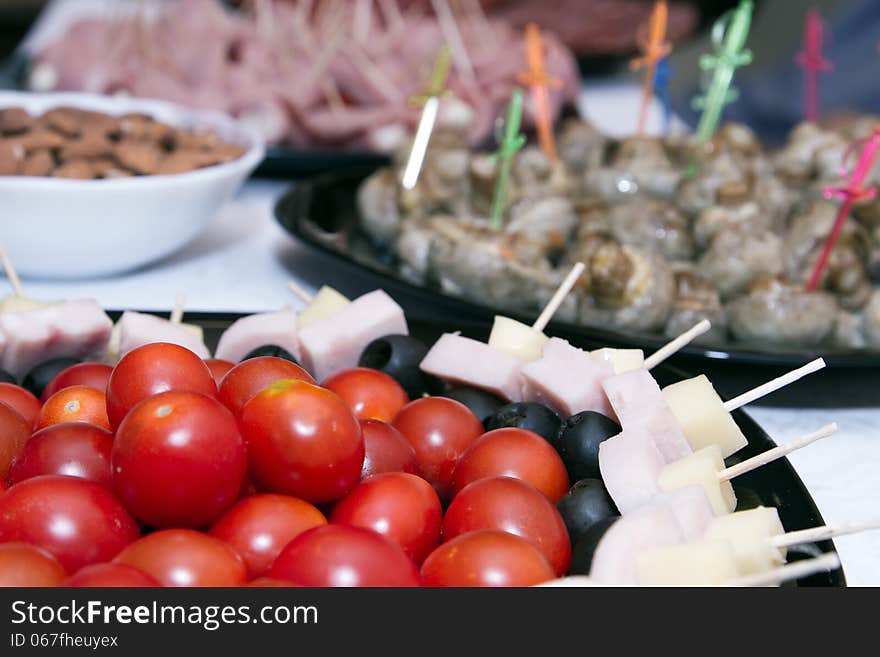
{"left": 718, "top": 423, "right": 837, "bottom": 481}
{"left": 0, "top": 243, "right": 24, "bottom": 298}
{"left": 644, "top": 319, "right": 711, "bottom": 370}
{"left": 723, "top": 358, "right": 826, "bottom": 412}
{"left": 532, "top": 262, "right": 586, "bottom": 333}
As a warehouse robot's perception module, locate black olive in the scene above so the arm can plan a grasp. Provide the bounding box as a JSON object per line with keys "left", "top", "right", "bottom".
{"left": 358, "top": 334, "right": 442, "bottom": 399}
{"left": 569, "top": 517, "right": 618, "bottom": 575}
{"left": 555, "top": 411, "right": 621, "bottom": 481}
{"left": 556, "top": 479, "right": 619, "bottom": 547}
{"left": 22, "top": 357, "right": 81, "bottom": 398}
{"left": 484, "top": 402, "right": 562, "bottom": 443}
{"left": 0, "top": 369, "right": 16, "bottom": 384}
{"left": 242, "top": 345, "right": 299, "bottom": 364}
{"left": 443, "top": 387, "right": 506, "bottom": 423}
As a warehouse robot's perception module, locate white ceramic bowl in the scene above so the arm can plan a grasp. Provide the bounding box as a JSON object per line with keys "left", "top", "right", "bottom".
{"left": 0, "top": 91, "right": 265, "bottom": 279}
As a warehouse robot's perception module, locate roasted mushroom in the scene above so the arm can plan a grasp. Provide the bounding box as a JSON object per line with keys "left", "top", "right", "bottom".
{"left": 699, "top": 225, "right": 785, "bottom": 300}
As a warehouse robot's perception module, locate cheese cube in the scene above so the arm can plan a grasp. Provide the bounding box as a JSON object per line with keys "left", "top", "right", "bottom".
{"left": 298, "top": 286, "right": 350, "bottom": 328}
{"left": 590, "top": 348, "right": 645, "bottom": 374}
{"left": 488, "top": 316, "right": 548, "bottom": 362}
{"left": 662, "top": 375, "right": 748, "bottom": 457}
{"left": 657, "top": 445, "right": 736, "bottom": 516}
{"left": 705, "top": 506, "right": 786, "bottom": 575}
{"left": 637, "top": 540, "right": 740, "bottom": 586}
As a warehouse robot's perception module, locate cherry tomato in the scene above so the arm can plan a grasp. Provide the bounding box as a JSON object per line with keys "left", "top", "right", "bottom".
{"left": 0, "top": 401, "right": 31, "bottom": 481}
{"left": 0, "top": 543, "right": 66, "bottom": 587}
{"left": 35, "top": 385, "right": 111, "bottom": 431}
{"left": 41, "top": 362, "right": 113, "bottom": 403}
{"left": 420, "top": 529, "right": 555, "bottom": 587}
{"left": 442, "top": 476, "right": 571, "bottom": 575}
{"left": 210, "top": 494, "right": 327, "bottom": 578}
{"left": 451, "top": 428, "right": 570, "bottom": 502}
{"left": 269, "top": 524, "right": 419, "bottom": 587}
{"left": 9, "top": 423, "right": 113, "bottom": 488}
{"left": 64, "top": 563, "right": 159, "bottom": 587}
{"left": 240, "top": 379, "right": 364, "bottom": 503}
{"left": 217, "top": 357, "right": 314, "bottom": 416}
{"left": 106, "top": 342, "right": 217, "bottom": 430}
{"left": 360, "top": 419, "right": 418, "bottom": 479}
{"left": 322, "top": 368, "right": 409, "bottom": 423}
{"left": 0, "top": 383, "right": 40, "bottom": 427}
{"left": 114, "top": 529, "right": 247, "bottom": 587}
{"left": 204, "top": 359, "right": 235, "bottom": 385}
{"left": 391, "top": 397, "right": 483, "bottom": 501}
{"left": 0, "top": 475, "right": 139, "bottom": 572}
{"left": 113, "top": 391, "right": 247, "bottom": 528}
{"left": 246, "top": 577, "right": 297, "bottom": 587}
{"left": 331, "top": 472, "right": 442, "bottom": 565}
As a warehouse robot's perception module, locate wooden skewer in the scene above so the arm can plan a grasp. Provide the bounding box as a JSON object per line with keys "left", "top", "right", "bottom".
{"left": 771, "top": 517, "right": 880, "bottom": 549}
{"left": 378, "top": 0, "right": 404, "bottom": 32}
{"left": 169, "top": 292, "right": 186, "bottom": 325}
{"left": 287, "top": 280, "right": 314, "bottom": 304}
{"left": 532, "top": 262, "right": 586, "bottom": 334}
{"left": 729, "top": 552, "right": 840, "bottom": 587}
{"left": 718, "top": 423, "right": 838, "bottom": 481}
{"left": 353, "top": 0, "right": 373, "bottom": 43}
{"left": 644, "top": 319, "right": 711, "bottom": 370}
{"left": 0, "top": 243, "right": 24, "bottom": 298}
{"left": 430, "top": 0, "right": 476, "bottom": 84}
{"left": 723, "top": 357, "right": 826, "bottom": 412}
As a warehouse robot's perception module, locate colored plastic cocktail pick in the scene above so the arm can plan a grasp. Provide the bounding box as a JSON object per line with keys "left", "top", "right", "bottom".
{"left": 630, "top": 0, "right": 672, "bottom": 136}
{"left": 490, "top": 88, "right": 526, "bottom": 231}
{"left": 692, "top": 0, "right": 754, "bottom": 142}
{"left": 402, "top": 48, "right": 452, "bottom": 190}
{"left": 654, "top": 56, "right": 674, "bottom": 135}
{"left": 807, "top": 128, "right": 880, "bottom": 291}
{"left": 794, "top": 8, "right": 833, "bottom": 123}
{"left": 517, "top": 23, "right": 562, "bottom": 159}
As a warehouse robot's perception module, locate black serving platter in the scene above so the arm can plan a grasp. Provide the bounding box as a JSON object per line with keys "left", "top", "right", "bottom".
{"left": 152, "top": 310, "right": 842, "bottom": 587}
{"left": 274, "top": 166, "right": 880, "bottom": 408}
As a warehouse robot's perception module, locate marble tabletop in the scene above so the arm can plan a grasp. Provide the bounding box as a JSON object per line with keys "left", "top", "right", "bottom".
{"left": 14, "top": 177, "right": 880, "bottom": 586}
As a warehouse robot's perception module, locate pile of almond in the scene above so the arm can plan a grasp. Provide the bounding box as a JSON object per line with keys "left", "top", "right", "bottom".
{"left": 0, "top": 106, "right": 247, "bottom": 179}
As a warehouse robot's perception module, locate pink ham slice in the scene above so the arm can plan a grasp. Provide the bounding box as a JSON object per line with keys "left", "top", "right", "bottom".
{"left": 598, "top": 427, "right": 665, "bottom": 515}
{"left": 0, "top": 300, "right": 112, "bottom": 378}
{"left": 652, "top": 486, "right": 715, "bottom": 542}
{"left": 116, "top": 311, "right": 210, "bottom": 360}
{"left": 420, "top": 333, "right": 523, "bottom": 402}
{"left": 520, "top": 337, "right": 615, "bottom": 419}
{"left": 215, "top": 310, "right": 300, "bottom": 364}
{"left": 590, "top": 502, "right": 684, "bottom": 586}
{"left": 298, "top": 290, "right": 407, "bottom": 382}
{"left": 601, "top": 369, "right": 691, "bottom": 463}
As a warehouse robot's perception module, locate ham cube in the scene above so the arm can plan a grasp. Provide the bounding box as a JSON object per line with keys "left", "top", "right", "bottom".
{"left": 601, "top": 369, "right": 691, "bottom": 463}
{"left": 298, "top": 290, "right": 407, "bottom": 381}
{"left": 116, "top": 311, "right": 211, "bottom": 360}
{"left": 0, "top": 299, "right": 113, "bottom": 378}
{"left": 520, "top": 338, "right": 615, "bottom": 418}
{"left": 652, "top": 486, "right": 716, "bottom": 542}
{"left": 420, "top": 333, "right": 523, "bottom": 402}
{"left": 215, "top": 310, "right": 300, "bottom": 363}
{"left": 598, "top": 428, "right": 665, "bottom": 515}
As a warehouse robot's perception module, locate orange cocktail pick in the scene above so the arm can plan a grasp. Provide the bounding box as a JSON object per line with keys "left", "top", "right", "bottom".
{"left": 517, "top": 23, "right": 561, "bottom": 160}
{"left": 630, "top": 0, "right": 672, "bottom": 136}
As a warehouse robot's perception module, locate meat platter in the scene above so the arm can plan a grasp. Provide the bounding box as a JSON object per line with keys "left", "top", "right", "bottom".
{"left": 275, "top": 165, "right": 880, "bottom": 407}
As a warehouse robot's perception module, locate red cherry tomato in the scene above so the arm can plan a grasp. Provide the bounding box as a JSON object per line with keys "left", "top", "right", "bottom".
{"left": 322, "top": 367, "right": 409, "bottom": 423}
{"left": 0, "top": 383, "right": 41, "bottom": 427}
{"left": 9, "top": 423, "right": 113, "bottom": 488}
{"left": 240, "top": 379, "right": 364, "bottom": 503}
{"left": 0, "top": 401, "right": 31, "bottom": 481}
{"left": 451, "top": 428, "right": 570, "bottom": 502}
{"left": 269, "top": 524, "right": 420, "bottom": 587}
{"left": 246, "top": 577, "right": 297, "bottom": 587}
{"left": 330, "top": 472, "right": 442, "bottom": 565}
{"left": 204, "top": 359, "right": 235, "bottom": 385}
{"left": 442, "top": 476, "right": 571, "bottom": 575}
{"left": 64, "top": 563, "right": 160, "bottom": 587}
{"left": 360, "top": 419, "right": 418, "bottom": 479}
{"left": 114, "top": 529, "right": 247, "bottom": 587}
{"left": 210, "top": 494, "right": 327, "bottom": 578}
{"left": 420, "top": 529, "right": 555, "bottom": 587}
{"left": 217, "top": 357, "right": 314, "bottom": 416}
{"left": 41, "top": 362, "right": 113, "bottom": 403}
{"left": 391, "top": 397, "right": 483, "bottom": 501}
{"left": 106, "top": 342, "right": 217, "bottom": 430}
{"left": 0, "top": 475, "right": 139, "bottom": 573}
{"left": 113, "top": 391, "right": 247, "bottom": 528}
{"left": 0, "top": 543, "right": 66, "bottom": 587}
{"left": 35, "top": 385, "right": 111, "bottom": 431}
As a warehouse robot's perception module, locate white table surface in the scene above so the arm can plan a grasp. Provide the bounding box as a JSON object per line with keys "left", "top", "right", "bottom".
{"left": 11, "top": 177, "right": 879, "bottom": 586}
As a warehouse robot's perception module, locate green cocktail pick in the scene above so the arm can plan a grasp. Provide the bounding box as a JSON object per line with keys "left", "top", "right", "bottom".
{"left": 490, "top": 88, "right": 526, "bottom": 230}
